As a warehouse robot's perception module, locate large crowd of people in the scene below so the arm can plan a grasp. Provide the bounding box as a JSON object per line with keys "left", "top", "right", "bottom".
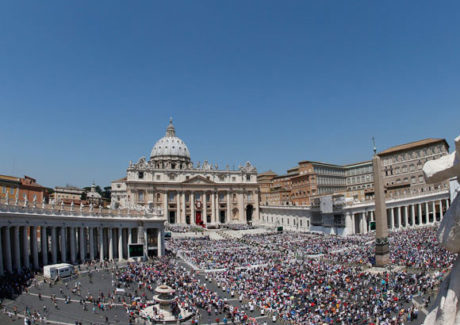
{"left": 164, "top": 226, "right": 455, "bottom": 324}
{"left": 0, "top": 226, "right": 455, "bottom": 324}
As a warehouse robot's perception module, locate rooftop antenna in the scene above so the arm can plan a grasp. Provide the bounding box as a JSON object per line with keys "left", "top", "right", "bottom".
{"left": 372, "top": 137, "right": 377, "bottom": 155}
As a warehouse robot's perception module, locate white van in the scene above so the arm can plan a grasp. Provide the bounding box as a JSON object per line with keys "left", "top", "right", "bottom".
{"left": 43, "top": 263, "right": 74, "bottom": 279}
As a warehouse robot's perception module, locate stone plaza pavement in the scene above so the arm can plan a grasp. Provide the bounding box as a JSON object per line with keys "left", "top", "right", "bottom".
{"left": 0, "top": 261, "right": 276, "bottom": 325}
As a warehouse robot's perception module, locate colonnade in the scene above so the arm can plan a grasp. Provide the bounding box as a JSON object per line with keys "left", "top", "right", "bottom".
{"left": 0, "top": 223, "right": 164, "bottom": 276}
{"left": 348, "top": 198, "right": 450, "bottom": 234}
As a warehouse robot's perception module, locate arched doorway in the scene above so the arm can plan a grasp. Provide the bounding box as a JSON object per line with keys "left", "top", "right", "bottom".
{"left": 246, "top": 205, "right": 253, "bottom": 224}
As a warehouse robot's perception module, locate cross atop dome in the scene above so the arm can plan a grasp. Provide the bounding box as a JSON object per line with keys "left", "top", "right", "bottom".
{"left": 166, "top": 117, "right": 176, "bottom": 137}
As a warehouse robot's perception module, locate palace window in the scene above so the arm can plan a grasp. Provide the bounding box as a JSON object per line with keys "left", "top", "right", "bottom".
{"left": 169, "top": 192, "right": 175, "bottom": 201}
{"left": 138, "top": 172, "right": 144, "bottom": 179}
{"left": 138, "top": 191, "right": 144, "bottom": 201}
{"left": 246, "top": 175, "right": 251, "bottom": 181}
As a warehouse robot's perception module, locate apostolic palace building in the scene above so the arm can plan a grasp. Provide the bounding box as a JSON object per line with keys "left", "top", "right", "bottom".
{"left": 111, "top": 119, "right": 259, "bottom": 227}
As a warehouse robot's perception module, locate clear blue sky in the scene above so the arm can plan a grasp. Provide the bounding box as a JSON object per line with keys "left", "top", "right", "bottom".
{"left": 1, "top": 1, "right": 459, "bottom": 188}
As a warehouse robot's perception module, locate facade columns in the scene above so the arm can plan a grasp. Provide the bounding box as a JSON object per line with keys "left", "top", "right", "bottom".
{"left": 108, "top": 228, "right": 113, "bottom": 261}
{"left": 41, "top": 226, "right": 48, "bottom": 266}
{"left": 176, "top": 192, "right": 181, "bottom": 224}
{"left": 4, "top": 227, "right": 12, "bottom": 273}
{"left": 191, "top": 192, "right": 195, "bottom": 225}
{"left": 31, "top": 226, "right": 39, "bottom": 269}
{"left": 203, "top": 192, "right": 207, "bottom": 225}
{"left": 14, "top": 226, "right": 21, "bottom": 271}
{"left": 239, "top": 192, "right": 244, "bottom": 223}
{"left": 163, "top": 192, "right": 168, "bottom": 221}
{"left": 404, "top": 206, "right": 409, "bottom": 228}
{"left": 60, "top": 227, "right": 67, "bottom": 263}
{"left": 226, "top": 192, "right": 231, "bottom": 224}
{"left": 181, "top": 193, "right": 186, "bottom": 224}
{"left": 70, "top": 227, "right": 76, "bottom": 264}
{"left": 118, "top": 227, "right": 123, "bottom": 261}
{"left": 51, "top": 227, "right": 57, "bottom": 264}
{"left": 211, "top": 192, "right": 216, "bottom": 223}
{"left": 397, "top": 207, "right": 402, "bottom": 229}
{"left": 425, "top": 202, "right": 429, "bottom": 224}
{"left": 411, "top": 205, "right": 415, "bottom": 227}
{"left": 418, "top": 204, "right": 422, "bottom": 226}
{"left": 432, "top": 201, "right": 436, "bottom": 223}
{"left": 23, "top": 226, "right": 30, "bottom": 269}
{"left": 79, "top": 227, "right": 85, "bottom": 262}
{"left": 446, "top": 199, "right": 450, "bottom": 210}
{"left": 89, "top": 228, "right": 95, "bottom": 261}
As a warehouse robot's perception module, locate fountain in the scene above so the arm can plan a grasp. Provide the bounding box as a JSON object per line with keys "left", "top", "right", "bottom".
{"left": 139, "top": 284, "right": 193, "bottom": 323}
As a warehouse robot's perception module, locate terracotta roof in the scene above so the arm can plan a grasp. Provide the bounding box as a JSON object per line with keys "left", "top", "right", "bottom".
{"left": 112, "top": 177, "right": 127, "bottom": 183}
{"left": 378, "top": 138, "right": 448, "bottom": 156}
{"left": 258, "top": 170, "right": 277, "bottom": 176}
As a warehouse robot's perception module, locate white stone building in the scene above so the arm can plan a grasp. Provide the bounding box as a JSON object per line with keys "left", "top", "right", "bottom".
{"left": 111, "top": 119, "right": 259, "bottom": 227}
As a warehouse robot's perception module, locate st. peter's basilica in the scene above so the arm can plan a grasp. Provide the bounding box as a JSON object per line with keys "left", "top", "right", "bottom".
{"left": 111, "top": 119, "right": 259, "bottom": 226}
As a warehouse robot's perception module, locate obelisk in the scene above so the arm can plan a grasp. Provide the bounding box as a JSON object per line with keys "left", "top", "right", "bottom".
{"left": 373, "top": 142, "right": 389, "bottom": 266}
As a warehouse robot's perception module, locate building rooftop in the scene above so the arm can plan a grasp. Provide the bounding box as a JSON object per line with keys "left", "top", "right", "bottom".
{"left": 378, "top": 138, "right": 448, "bottom": 156}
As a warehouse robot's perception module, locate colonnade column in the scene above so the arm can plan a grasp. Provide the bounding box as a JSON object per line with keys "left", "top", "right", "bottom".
{"left": 351, "top": 214, "right": 356, "bottom": 234}
{"left": 80, "top": 227, "right": 85, "bottom": 262}
{"left": 345, "top": 211, "right": 353, "bottom": 235}
{"left": 31, "top": 226, "right": 39, "bottom": 269}
{"left": 51, "top": 227, "right": 57, "bottom": 264}
{"left": 23, "top": 226, "right": 30, "bottom": 269}
{"left": 211, "top": 192, "right": 216, "bottom": 224}
{"left": 118, "top": 227, "right": 123, "bottom": 261}
{"left": 108, "top": 228, "right": 113, "bottom": 261}
{"left": 157, "top": 229, "right": 163, "bottom": 257}
{"left": 440, "top": 200, "right": 444, "bottom": 220}
{"left": 70, "top": 227, "right": 77, "bottom": 264}
{"left": 60, "top": 227, "right": 67, "bottom": 262}
{"left": 99, "top": 227, "right": 104, "bottom": 262}
{"left": 432, "top": 201, "right": 436, "bottom": 223}
{"left": 128, "top": 228, "right": 132, "bottom": 244}
{"left": 4, "top": 227, "right": 12, "bottom": 273}
{"left": 411, "top": 205, "right": 415, "bottom": 227}
{"left": 404, "top": 206, "right": 409, "bottom": 228}
{"left": 41, "top": 226, "right": 48, "bottom": 266}
{"left": 14, "top": 226, "right": 21, "bottom": 271}
{"left": 397, "top": 207, "right": 402, "bottom": 229}
{"left": 446, "top": 199, "right": 450, "bottom": 210}
{"left": 390, "top": 208, "right": 395, "bottom": 230}
{"left": 89, "top": 228, "right": 94, "bottom": 261}
{"left": 203, "top": 192, "right": 207, "bottom": 225}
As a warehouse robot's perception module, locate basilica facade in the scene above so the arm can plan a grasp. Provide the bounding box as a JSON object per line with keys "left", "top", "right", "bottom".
{"left": 111, "top": 119, "right": 259, "bottom": 226}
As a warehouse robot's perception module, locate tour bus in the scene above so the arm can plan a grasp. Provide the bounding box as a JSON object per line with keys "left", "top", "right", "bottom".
{"left": 43, "top": 263, "right": 74, "bottom": 279}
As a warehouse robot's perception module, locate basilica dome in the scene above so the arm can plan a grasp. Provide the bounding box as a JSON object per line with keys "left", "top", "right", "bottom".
{"left": 150, "top": 119, "right": 191, "bottom": 162}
